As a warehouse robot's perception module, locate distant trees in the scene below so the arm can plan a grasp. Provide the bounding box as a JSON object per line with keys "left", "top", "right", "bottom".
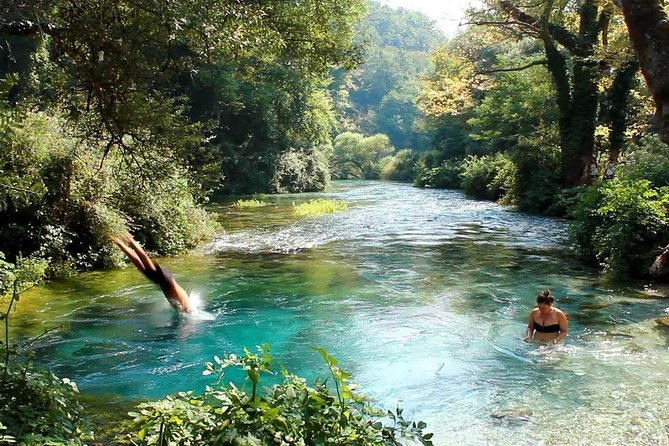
{"left": 340, "top": 1, "right": 443, "bottom": 151}
{"left": 332, "top": 132, "right": 394, "bottom": 179}
{"left": 0, "top": 0, "right": 366, "bottom": 193}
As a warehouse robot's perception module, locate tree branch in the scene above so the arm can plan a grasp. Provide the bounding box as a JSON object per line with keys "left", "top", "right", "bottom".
{"left": 477, "top": 59, "right": 547, "bottom": 74}
{"left": 499, "top": 1, "right": 592, "bottom": 56}
{"left": 0, "top": 20, "right": 63, "bottom": 37}
{"left": 0, "top": 183, "right": 40, "bottom": 195}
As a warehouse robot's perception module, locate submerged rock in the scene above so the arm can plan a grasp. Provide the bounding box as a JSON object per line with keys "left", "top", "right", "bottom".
{"left": 640, "top": 284, "right": 669, "bottom": 299}
{"left": 580, "top": 302, "right": 612, "bottom": 310}
{"left": 654, "top": 316, "right": 669, "bottom": 327}
{"left": 490, "top": 408, "right": 532, "bottom": 423}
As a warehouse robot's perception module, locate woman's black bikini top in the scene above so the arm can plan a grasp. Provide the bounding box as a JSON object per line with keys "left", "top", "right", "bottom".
{"left": 533, "top": 320, "right": 561, "bottom": 333}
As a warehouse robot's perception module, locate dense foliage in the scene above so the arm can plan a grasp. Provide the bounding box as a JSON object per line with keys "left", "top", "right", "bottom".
{"left": 0, "top": 0, "right": 367, "bottom": 276}
{"left": 126, "top": 346, "right": 433, "bottom": 446}
{"left": 0, "top": 86, "right": 214, "bottom": 277}
{"left": 0, "top": 255, "right": 90, "bottom": 445}
{"left": 331, "top": 132, "right": 394, "bottom": 180}
{"left": 570, "top": 135, "right": 669, "bottom": 276}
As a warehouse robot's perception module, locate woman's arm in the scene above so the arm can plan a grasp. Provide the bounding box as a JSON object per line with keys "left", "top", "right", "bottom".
{"left": 523, "top": 310, "right": 535, "bottom": 342}
{"left": 553, "top": 311, "right": 569, "bottom": 344}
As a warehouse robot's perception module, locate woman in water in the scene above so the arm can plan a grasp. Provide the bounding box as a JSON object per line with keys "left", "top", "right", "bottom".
{"left": 111, "top": 234, "right": 192, "bottom": 313}
{"left": 523, "top": 289, "right": 568, "bottom": 344}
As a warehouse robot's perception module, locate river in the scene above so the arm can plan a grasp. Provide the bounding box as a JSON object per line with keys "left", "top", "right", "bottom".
{"left": 12, "top": 181, "right": 669, "bottom": 445}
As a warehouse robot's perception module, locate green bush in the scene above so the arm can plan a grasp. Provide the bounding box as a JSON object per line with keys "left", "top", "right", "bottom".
{"left": 0, "top": 104, "right": 216, "bottom": 276}
{"left": 0, "top": 365, "right": 89, "bottom": 445}
{"left": 415, "top": 158, "right": 462, "bottom": 189}
{"left": 380, "top": 149, "right": 419, "bottom": 182}
{"left": 293, "top": 199, "right": 348, "bottom": 217}
{"left": 233, "top": 198, "right": 268, "bottom": 208}
{"left": 0, "top": 253, "right": 89, "bottom": 445}
{"left": 271, "top": 146, "right": 331, "bottom": 193}
{"left": 459, "top": 153, "right": 514, "bottom": 200}
{"left": 114, "top": 169, "right": 216, "bottom": 256}
{"left": 616, "top": 134, "right": 669, "bottom": 187}
{"left": 506, "top": 143, "right": 562, "bottom": 214}
{"left": 570, "top": 178, "right": 669, "bottom": 276}
{"left": 126, "top": 346, "right": 433, "bottom": 446}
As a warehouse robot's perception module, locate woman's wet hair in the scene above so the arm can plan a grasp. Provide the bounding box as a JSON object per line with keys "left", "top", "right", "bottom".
{"left": 536, "top": 289, "right": 554, "bottom": 305}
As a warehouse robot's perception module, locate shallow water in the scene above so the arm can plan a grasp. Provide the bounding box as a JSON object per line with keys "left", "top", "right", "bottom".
{"left": 11, "top": 181, "right": 669, "bottom": 445}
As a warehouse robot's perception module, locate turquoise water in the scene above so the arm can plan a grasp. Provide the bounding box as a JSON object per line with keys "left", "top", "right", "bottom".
{"left": 12, "top": 181, "right": 669, "bottom": 445}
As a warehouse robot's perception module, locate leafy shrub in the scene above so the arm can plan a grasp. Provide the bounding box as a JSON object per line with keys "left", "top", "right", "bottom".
{"left": 616, "top": 134, "right": 669, "bottom": 187}
{"left": 0, "top": 365, "right": 89, "bottom": 445}
{"left": 331, "top": 132, "right": 394, "bottom": 180}
{"left": 506, "top": 143, "right": 562, "bottom": 214}
{"left": 233, "top": 198, "right": 268, "bottom": 208}
{"left": 415, "top": 158, "right": 462, "bottom": 189}
{"left": 417, "top": 150, "right": 447, "bottom": 170}
{"left": 380, "top": 149, "right": 419, "bottom": 182}
{"left": 293, "top": 199, "right": 348, "bottom": 217}
{"left": 114, "top": 169, "right": 216, "bottom": 256}
{"left": 271, "top": 147, "right": 331, "bottom": 193}
{"left": 0, "top": 104, "right": 216, "bottom": 276}
{"left": 126, "top": 346, "right": 433, "bottom": 446}
{"left": 570, "top": 179, "right": 669, "bottom": 276}
{"left": 0, "top": 253, "right": 89, "bottom": 445}
{"left": 459, "top": 153, "right": 514, "bottom": 200}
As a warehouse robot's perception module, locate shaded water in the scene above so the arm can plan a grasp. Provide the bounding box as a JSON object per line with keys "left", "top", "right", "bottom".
{"left": 11, "top": 181, "right": 669, "bottom": 445}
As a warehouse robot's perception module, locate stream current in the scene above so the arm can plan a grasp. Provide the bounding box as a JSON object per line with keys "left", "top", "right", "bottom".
{"left": 13, "top": 181, "right": 669, "bottom": 445}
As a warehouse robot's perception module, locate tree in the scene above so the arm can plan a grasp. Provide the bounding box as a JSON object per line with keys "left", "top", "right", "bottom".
{"left": 462, "top": 0, "right": 639, "bottom": 187}
{"left": 342, "top": 1, "right": 442, "bottom": 150}
{"left": 617, "top": 0, "right": 669, "bottom": 144}
{"left": 0, "top": 0, "right": 365, "bottom": 183}
{"left": 332, "top": 132, "right": 394, "bottom": 179}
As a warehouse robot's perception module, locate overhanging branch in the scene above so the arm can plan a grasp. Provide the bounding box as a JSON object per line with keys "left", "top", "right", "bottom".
{"left": 0, "top": 20, "right": 62, "bottom": 37}
{"left": 477, "top": 59, "right": 547, "bottom": 74}
{"left": 499, "top": 1, "right": 592, "bottom": 56}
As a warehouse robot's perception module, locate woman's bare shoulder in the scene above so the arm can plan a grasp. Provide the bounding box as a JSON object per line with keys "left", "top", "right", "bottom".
{"left": 554, "top": 307, "right": 567, "bottom": 318}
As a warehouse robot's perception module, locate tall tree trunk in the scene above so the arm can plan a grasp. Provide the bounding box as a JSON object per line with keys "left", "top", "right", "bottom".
{"left": 618, "top": 0, "right": 669, "bottom": 143}
{"left": 541, "top": 35, "right": 576, "bottom": 185}
{"left": 500, "top": 0, "right": 604, "bottom": 187}
{"left": 607, "top": 59, "right": 639, "bottom": 164}
{"left": 565, "top": 59, "right": 599, "bottom": 186}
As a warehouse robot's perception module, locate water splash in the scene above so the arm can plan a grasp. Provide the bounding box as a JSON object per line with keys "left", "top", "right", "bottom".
{"left": 186, "top": 291, "right": 215, "bottom": 321}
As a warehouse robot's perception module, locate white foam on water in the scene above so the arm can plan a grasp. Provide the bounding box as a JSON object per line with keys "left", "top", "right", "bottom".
{"left": 185, "top": 291, "right": 216, "bottom": 321}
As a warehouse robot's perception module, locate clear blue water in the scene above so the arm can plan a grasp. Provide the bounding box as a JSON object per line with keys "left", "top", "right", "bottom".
{"left": 12, "top": 181, "right": 669, "bottom": 445}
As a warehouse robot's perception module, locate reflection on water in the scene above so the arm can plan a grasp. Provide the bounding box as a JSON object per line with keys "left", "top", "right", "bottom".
{"left": 12, "top": 181, "right": 669, "bottom": 445}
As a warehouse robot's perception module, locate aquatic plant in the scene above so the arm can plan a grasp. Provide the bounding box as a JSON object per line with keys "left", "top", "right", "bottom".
{"left": 233, "top": 198, "right": 269, "bottom": 208}
{"left": 127, "top": 345, "right": 433, "bottom": 446}
{"left": 293, "top": 198, "right": 348, "bottom": 217}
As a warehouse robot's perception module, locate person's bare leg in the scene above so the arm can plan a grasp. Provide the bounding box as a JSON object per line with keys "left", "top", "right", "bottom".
{"left": 112, "top": 234, "right": 192, "bottom": 313}
{"left": 122, "top": 235, "right": 157, "bottom": 272}
{"left": 111, "top": 236, "right": 147, "bottom": 272}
